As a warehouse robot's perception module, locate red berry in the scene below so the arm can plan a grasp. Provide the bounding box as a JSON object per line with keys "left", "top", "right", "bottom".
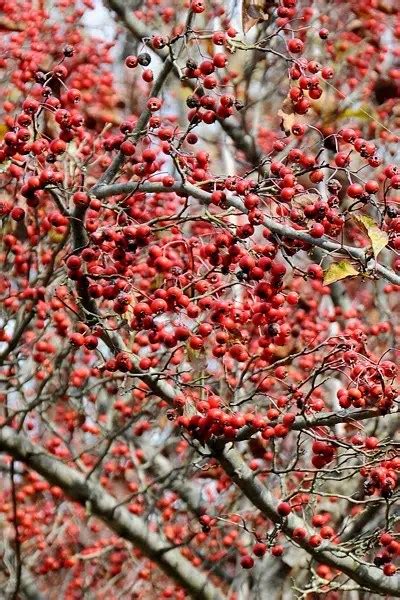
{"left": 72, "top": 192, "right": 90, "bottom": 207}
{"left": 271, "top": 545, "right": 284, "bottom": 556}
{"left": 383, "top": 563, "right": 397, "bottom": 576}
{"left": 310, "top": 223, "right": 325, "bottom": 238}
{"left": 391, "top": 174, "right": 400, "bottom": 189}
{"left": 293, "top": 527, "right": 307, "bottom": 540}
{"left": 253, "top": 542, "right": 267, "bottom": 557}
{"left": 189, "top": 336, "right": 204, "bottom": 350}
{"left": 287, "top": 38, "right": 304, "bottom": 54}
{"left": 120, "top": 140, "right": 136, "bottom": 155}
{"left": 365, "top": 437, "right": 379, "bottom": 450}
{"left": 320, "top": 526, "right": 334, "bottom": 539}
{"left": 142, "top": 69, "right": 154, "bottom": 82}
{"left": 66, "top": 255, "right": 81, "bottom": 270}
{"left": 280, "top": 187, "right": 295, "bottom": 202}
{"left": 213, "top": 53, "right": 227, "bottom": 68}
{"left": 309, "top": 534, "right": 322, "bottom": 547}
{"left": 10, "top": 207, "right": 25, "bottom": 221}
{"left": 191, "top": 0, "right": 205, "bottom": 13}
{"left": 380, "top": 533, "right": 393, "bottom": 546}
{"left": 347, "top": 183, "right": 364, "bottom": 198}
{"left": 147, "top": 97, "right": 162, "bottom": 112}
{"left": 125, "top": 55, "right": 138, "bottom": 68}
{"left": 240, "top": 555, "right": 254, "bottom": 569}
{"left": 341, "top": 128, "right": 356, "bottom": 143}
{"left": 277, "top": 502, "right": 291, "bottom": 516}
{"left": 365, "top": 180, "right": 379, "bottom": 194}
{"left": 321, "top": 67, "right": 334, "bottom": 80}
{"left": 212, "top": 31, "right": 226, "bottom": 45}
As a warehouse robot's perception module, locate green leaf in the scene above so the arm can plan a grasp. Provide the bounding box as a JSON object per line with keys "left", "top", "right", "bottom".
{"left": 183, "top": 398, "right": 197, "bottom": 418}
{"left": 355, "top": 215, "right": 388, "bottom": 258}
{"left": 0, "top": 159, "right": 10, "bottom": 173}
{"left": 85, "top": 501, "right": 92, "bottom": 516}
{"left": 323, "top": 261, "right": 359, "bottom": 285}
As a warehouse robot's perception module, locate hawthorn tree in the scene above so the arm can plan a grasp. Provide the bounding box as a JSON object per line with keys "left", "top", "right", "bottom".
{"left": 0, "top": 0, "right": 400, "bottom": 598}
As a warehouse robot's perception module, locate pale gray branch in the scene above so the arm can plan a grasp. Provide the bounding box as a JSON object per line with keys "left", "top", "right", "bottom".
{"left": 216, "top": 444, "right": 400, "bottom": 597}
{"left": 0, "top": 427, "right": 226, "bottom": 600}
{"left": 94, "top": 180, "right": 400, "bottom": 287}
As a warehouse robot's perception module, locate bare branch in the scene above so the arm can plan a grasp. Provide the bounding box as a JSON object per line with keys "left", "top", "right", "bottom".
{"left": 95, "top": 181, "right": 400, "bottom": 287}
{"left": 0, "top": 427, "right": 226, "bottom": 600}
{"left": 216, "top": 444, "right": 400, "bottom": 597}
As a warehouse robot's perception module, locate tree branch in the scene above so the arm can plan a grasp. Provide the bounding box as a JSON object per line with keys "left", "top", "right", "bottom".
{"left": 105, "top": 0, "right": 263, "bottom": 167}
{"left": 19, "top": 569, "right": 46, "bottom": 600}
{"left": 73, "top": 173, "right": 400, "bottom": 593}
{"left": 94, "top": 180, "right": 400, "bottom": 287}
{"left": 215, "top": 444, "right": 400, "bottom": 597}
{"left": 235, "top": 408, "right": 397, "bottom": 442}
{"left": 76, "top": 182, "right": 399, "bottom": 597}
{"left": 0, "top": 427, "right": 226, "bottom": 600}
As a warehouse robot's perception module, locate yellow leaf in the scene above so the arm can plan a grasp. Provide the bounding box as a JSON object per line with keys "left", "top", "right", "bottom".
{"left": 337, "top": 105, "right": 375, "bottom": 123}
{"left": 355, "top": 215, "right": 388, "bottom": 258}
{"left": 0, "top": 124, "right": 8, "bottom": 141}
{"left": 150, "top": 273, "right": 164, "bottom": 291}
{"left": 186, "top": 343, "right": 201, "bottom": 364}
{"left": 48, "top": 229, "right": 64, "bottom": 243}
{"left": 323, "top": 261, "right": 359, "bottom": 285}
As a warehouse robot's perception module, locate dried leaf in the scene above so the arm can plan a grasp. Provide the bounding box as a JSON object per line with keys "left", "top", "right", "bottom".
{"left": 323, "top": 261, "right": 359, "bottom": 285}
{"left": 355, "top": 215, "right": 388, "bottom": 258}
{"left": 247, "top": 4, "right": 262, "bottom": 18}
{"left": 347, "top": 19, "right": 364, "bottom": 31}
{"left": 292, "top": 192, "right": 320, "bottom": 210}
{"left": 242, "top": 0, "right": 265, "bottom": 33}
{"left": 277, "top": 97, "right": 297, "bottom": 135}
{"left": 277, "top": 108, "right": 296, "bottom": 136}
{"left": 377, "top": 0, "right": 396, "bottom": 15}
{"left": 311, "top": 91, "right": 339, "bottom": 125}
{"left": 186, "top": 345, "right": 207, "bottom": 372}
{"left": 270, "top": 340, "right": 296, "bottom": 359}
{"left": 278, "top": 96, "right": 309, "bottom": 135}
{"left": 0, "top": 17, "right": 24, "bottom": 32}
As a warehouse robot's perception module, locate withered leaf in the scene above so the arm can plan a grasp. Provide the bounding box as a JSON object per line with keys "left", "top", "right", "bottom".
{"left": 242, "top": 0, "right": 267, "bottom": 33}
